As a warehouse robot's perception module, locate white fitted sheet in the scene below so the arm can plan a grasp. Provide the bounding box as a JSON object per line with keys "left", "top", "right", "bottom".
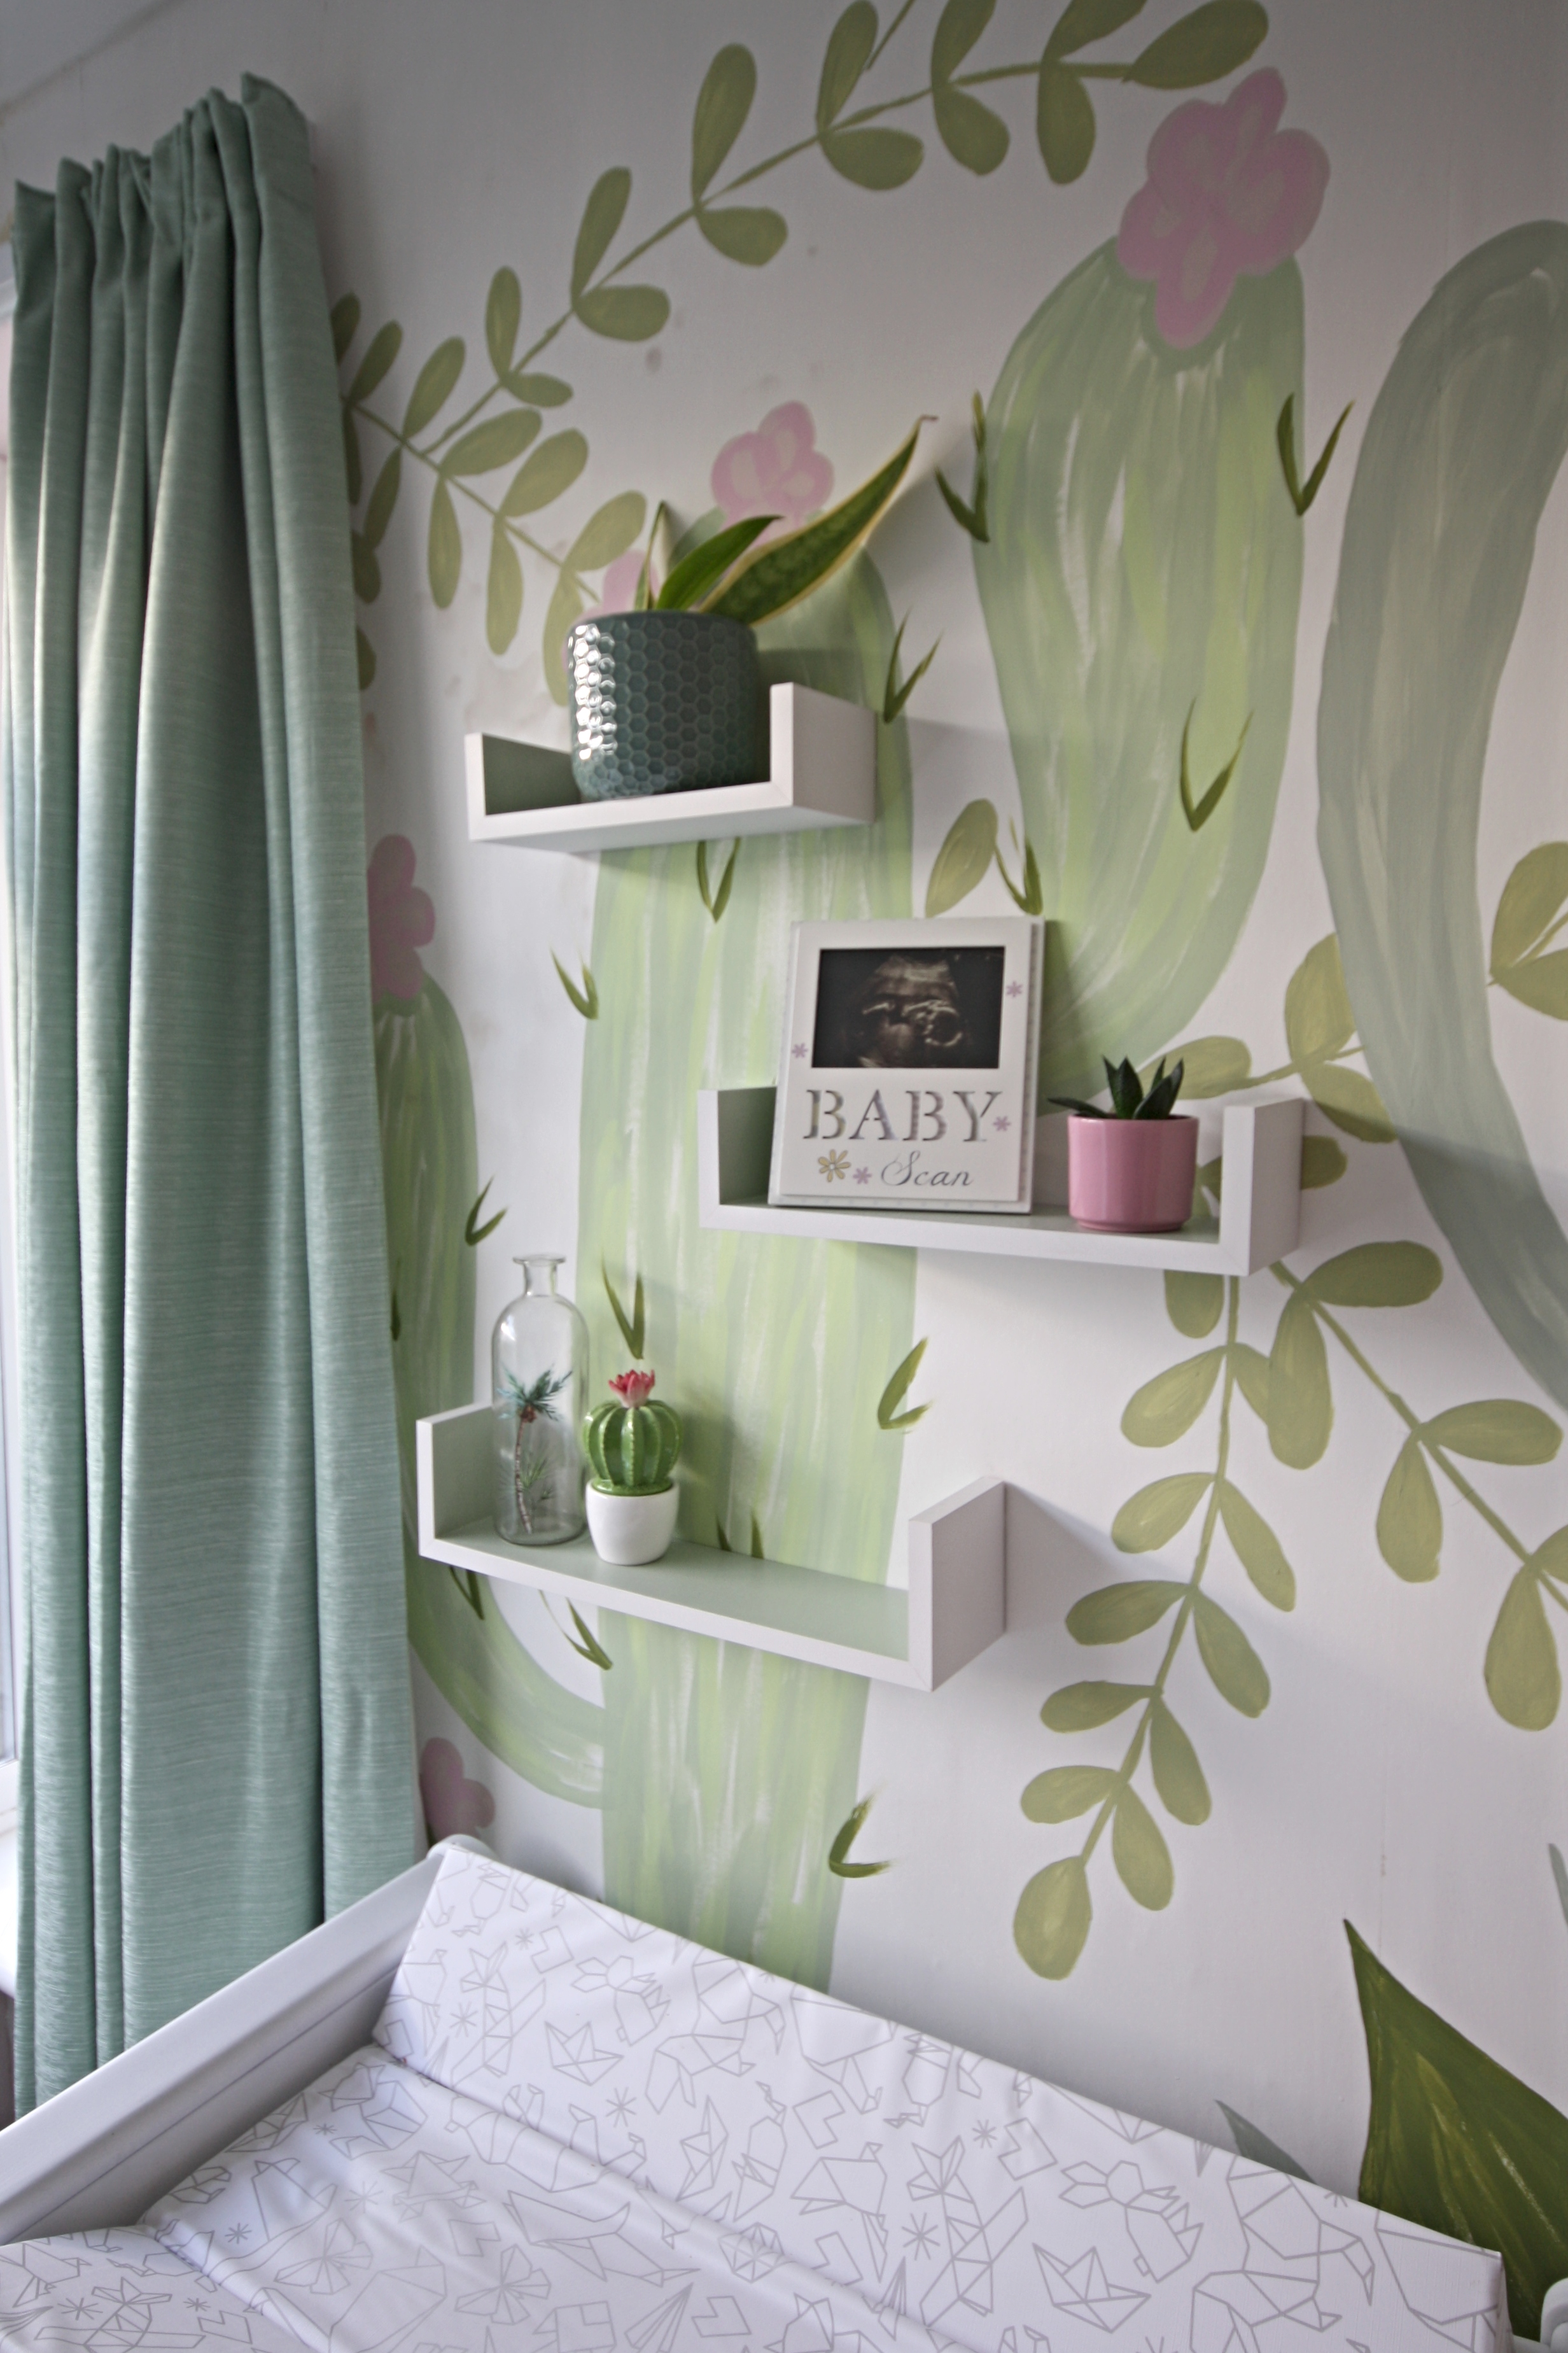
{"left": 0, "top": 1844, "right": 1513, "bottom": 2353}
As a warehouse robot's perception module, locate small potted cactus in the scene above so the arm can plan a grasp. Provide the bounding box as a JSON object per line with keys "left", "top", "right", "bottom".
{"left": 1050, "top": 1055, "right": 1196, "bottom": 1234}
{"left": 582, "top": 1370, "right": 683, "bottom": 1566}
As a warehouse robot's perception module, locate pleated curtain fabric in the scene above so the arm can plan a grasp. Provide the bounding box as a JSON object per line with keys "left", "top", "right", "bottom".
{"left": 3, "top": 78, "right": 417, "bottom": 2112}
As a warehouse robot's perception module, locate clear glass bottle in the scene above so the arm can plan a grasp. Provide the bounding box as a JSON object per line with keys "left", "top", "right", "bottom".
{"left": 492, "top": 1256, "right": 589, "bottom": 1545}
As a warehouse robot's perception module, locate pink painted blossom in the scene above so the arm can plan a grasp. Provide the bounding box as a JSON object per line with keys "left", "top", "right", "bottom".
{"left": 711, "top": 402, "right": 833, "bottom": 533}
{"left": 608, "top": 1370, "right": 656, "bottom": 1407}
{"left": 1117, "top": 71, "right": 1328, "bottom": 349}
{"left": 419, "top": 1737, "right": 496, "bottom": 1840}
{"left": 367, "top": 834, "right": 435, "bottom": 1003}
{"left": 586, "top": 548, "right": 655, "bottom": 619}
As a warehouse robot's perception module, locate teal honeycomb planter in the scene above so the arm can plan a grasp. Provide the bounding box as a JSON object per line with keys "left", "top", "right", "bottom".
{"left": 566, "top": 611, "right": 762, "bottom": 801}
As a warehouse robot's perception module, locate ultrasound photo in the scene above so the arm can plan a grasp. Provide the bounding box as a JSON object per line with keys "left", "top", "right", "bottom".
{"left": 811, "top": 945, "right": 1005, "bottom": 1069}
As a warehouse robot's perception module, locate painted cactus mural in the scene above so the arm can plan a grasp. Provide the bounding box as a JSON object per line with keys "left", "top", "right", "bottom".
{"left": 576, "top": 550, "right": 918, "bottom": 1988}
{"left": 971, "top": 73, "right": 1324, "bottom": 1100}
{"left": 1318, "top": 221, "right": 1568, "bottom": 1414}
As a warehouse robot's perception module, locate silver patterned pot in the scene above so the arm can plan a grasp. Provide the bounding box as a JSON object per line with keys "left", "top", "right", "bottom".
{"left": 564, "top": 610, "right": 763, "bottom": 801}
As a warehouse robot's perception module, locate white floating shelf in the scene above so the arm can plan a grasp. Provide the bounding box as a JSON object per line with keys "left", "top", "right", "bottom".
{"left": 465, "top": 682, "right": 875, "bottom": 855}
{"left": 698, "top": 1091, "right": 1303, "bottom": 1276}
{"left": 417, "top": 1404, "right": 1004, "bottom": 1691}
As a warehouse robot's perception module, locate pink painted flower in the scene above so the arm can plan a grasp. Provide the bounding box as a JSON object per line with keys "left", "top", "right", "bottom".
{"left": 586, "top": 548, "right": 655, "bottom": 619}
{"left": 1117, "top": 71, "right": 1329, "bottom": 349}
{"left": 419, "top": 1737, "right": 496, "bottom": 1840}
{"left": 711, "top": 402, "right": 833, "bottom": 533}
{"left": 608, "top": 1370, "right": 656, "bottom": 1407}
{"left": 367, "top": 834, "right": 435, "bottom": 1003}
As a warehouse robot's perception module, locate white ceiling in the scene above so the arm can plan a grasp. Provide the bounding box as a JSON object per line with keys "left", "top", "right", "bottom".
{"left": 0, "top": 0, "right": 172, "bottom": 118}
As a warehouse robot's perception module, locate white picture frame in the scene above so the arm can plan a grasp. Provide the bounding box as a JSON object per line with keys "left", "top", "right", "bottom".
{"left": 768, "top": 917, "right": 1043, "bottom": 1212}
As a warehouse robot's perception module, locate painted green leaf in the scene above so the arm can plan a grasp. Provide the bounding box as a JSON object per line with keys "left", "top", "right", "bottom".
{"left": 1179, "top": 703, "right": 1251, "bottom": 832}
{"left": 708, "top": 420, "right": 921, "bottom": 626}
{"left": 1036, "top": 60, "right": 1095, "bottom": 183}
{"left": 1423, "top": 1399, "right": 1561, "bottom": 1464}
{"left": 995, "top": 830, "right": 1042, "bottom": 913}
{"left": 346, "top": 319, "right": 402, "bottom": 405}
{"left": 1485, "top": 1569, "right": 1560, "bottom": 1729}
{"left": 445, "top": 411, "right": 540, "bottom": 478}
{"left": 510, "top": 372, "right": 572, "bottom": 407}
{"left": 1376, "top": 1438, "right": 1442, "bottom": 1582}
{"left": 822, "top": 125, "right": 925, "bottom": 189}
{"left": 1149, "top": 1699, "right": 1210, "bottom": 1824}
{"left": 550, "top": 954, "right": 599, "bottom": 1021}
{"left": 698, "top": 206, "right": 788, "bottom": 265}
{"left": 564, "top": 1599, "right": 613, "bottom": 1670}
{"left": 330, "top": 291, "right": 360, "bottom": 363}
{"left": 1232, "top": 1342, "right": 1270, "bottom": 1422}
{"left": 1300, "top": 1135, "right": 1348, "bottom": 1190}
{"left": 1111, "top": 1784, "right": 1173, "bottom": 1907}
{"left": 1284, "top": 934, "right": 1354, "bottom": 1068}
{"left": 1014, "top": 1855, "right": 1091, "bottom": 1978}
{"left": 1121, "top": 1350, "right": 1222, "bottom": 1447}
{"left": 877, "top": 1337, "right": 929, "bottom": 1431}
{"left": 696, "top": 838, "right": 740, "bottom": 923}
{"left": 543, "top": 571, "right": 584, "bottom": 705}
{"left": 351, "top": 532, "right": 380, "bottom": 605}
{"left": 829, "top": 1793, "right": 892, "bottom": 1876}
{"left": 342, "top": 410, "right": 362, "bottom": 506}
{"left": 1193, "top": 1592, "right": 1270, "bottom": 1715}
{"left": 568, "top": 494, "right": 646, "bottom": 574}
{"left": 1350, "top": 1922, "right": 1568, "bottom": 2340}
{"left": 1041, "top": 1680, "right": 1149, "bottom": 1731}
{"left": 355, "top": 628, "right": 375, "bottom": 690}
{"left": 602, "top": 1260, "right": 646, "bottom": 1361}
{"left": 1218, "top": 1480, "right": 1296, "bottom": 1610}
{"left": 1534, "top": 1525, "right": 1568, "bottom": 1589}
{"left": 575, "top": 284, "right": 671, "bottom": 341}
{"left": 1152, "top": 1036, "right": 1251, "bottom": 1099}
{"left": 502, "top": 432, "right": 590, "bottom": 519}
{"left": 404, "top": 337, "right": 465, "bottom": 437}
{"left": 1277, "top": 392, "right": 1353, "bottom": 518}
{"left": 926, "top": 800, "right": 998, "bottom": 915}
{"left": 1046, "top": 0, "right": 1146, "bottom": 57}
{"left": 1490, "top": 841, "right": 1568, "bottom": 974}
{"left": 485, "top": 267, "right": 521, "bottom": 376}
{"left": 1165, "top": 1270, "right": 1223, "bottom": 1338}
{"left": 691, "top": 43, "right": 757, "bottom": 197}
{"left": 363, "top": 451, "right": 401, "bottom": 552}
{"left": 1306, "top": 1061, "right": 1396, "bottom": 1143}
{"left": 1021, "top": 1763, "right": 1119, "bottom": 1822}
{"left": 571, "top": 167, "right": 631, "bottom": 298}
{"left": 882, "top": 617, "right": 941, "bottom": 725}
{"left": 1127, "top": 0, "right": 1267, "bottom": 87}
{"left": 427, "top": 480, "right": 461, "bottom": 609}
{"left": 817, "top": 0, "right": 877, "bottom": 128}
{"left": 932, "top": 0, "right": 1009, "bottom": 174}
{"left": 464, "top": 1177, "right": 507, "bottom": 1247}
{"left": 1307, "top": 1242, "right": 1443, "bottom": 1310}
{"left": 1218, "top": 2102, "right": 1312, "bottom": 2179}
{"left": 1497, "top": 951, "right": 1568, "bottom": 1018}
{"left": 1067, "top": 1578, "right": 1186, "bottom": 1643}
{"left": 1112, "top": 1474, "right": 1212, "bottom": 1552}
{"left": 1266, "top": 1290, "right": 1332, "bottom": 1467}
{"left": 486, "top": 523, "right": 523, "bottom": 656}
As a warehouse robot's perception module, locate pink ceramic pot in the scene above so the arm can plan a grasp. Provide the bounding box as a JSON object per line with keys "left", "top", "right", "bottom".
{"left": 1067, "top": 1115, "right": 1198, "bottom": 1234}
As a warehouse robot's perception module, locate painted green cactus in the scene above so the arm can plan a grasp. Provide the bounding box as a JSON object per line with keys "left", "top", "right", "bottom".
{"left": 585, "top": 1373, "right": 682, "bottom": 1493}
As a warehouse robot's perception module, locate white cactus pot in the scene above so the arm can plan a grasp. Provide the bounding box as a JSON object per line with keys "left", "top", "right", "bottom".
{"left": 585, "top": 1482, "right": 680, "bottom": 1566}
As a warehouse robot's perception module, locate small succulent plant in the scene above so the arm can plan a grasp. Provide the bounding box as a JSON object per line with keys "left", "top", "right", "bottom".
{"left": 1051, "top": 1055, "right": 1187, "bottom": 1120}
{"left": 584, "top": 1370, "right": 682, "bottom": 1496}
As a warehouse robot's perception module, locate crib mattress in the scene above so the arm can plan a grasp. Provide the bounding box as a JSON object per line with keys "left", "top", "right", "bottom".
{"left": 0, "top": 1844, "right": 1511, "bottom": 2352}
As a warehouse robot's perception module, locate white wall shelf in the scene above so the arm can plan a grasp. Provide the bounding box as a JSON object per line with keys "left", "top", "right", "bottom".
{"left": 465, "top": 683, "right": 875, "bottom": 855}
{"left": 417, "top": 1403, "right": 1004, "bottom": 1691}
{"left": 698, "top": 1092, "right": 1303, "bottom": 1276}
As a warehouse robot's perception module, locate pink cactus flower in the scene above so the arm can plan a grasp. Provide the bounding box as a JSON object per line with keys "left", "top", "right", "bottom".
{"left": 711, "top": 402, "right": 833, "bottom": 535}
{"left": 419, "top": 1737, "right": 496, "bottom": 1839}
{"left": 608, "top": 1370, "right": 656, "bottom": 1407}
{"left": 367, "top": 834, "right": 435, "bottom": 1003}
{"left": 1117, "top": 71, "right": 1329, "bottom": 349}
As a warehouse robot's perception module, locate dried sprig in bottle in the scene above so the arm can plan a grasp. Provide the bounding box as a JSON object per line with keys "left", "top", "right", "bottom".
{"left": 492, "top": 1256, "right": 588, "bottom": 1545}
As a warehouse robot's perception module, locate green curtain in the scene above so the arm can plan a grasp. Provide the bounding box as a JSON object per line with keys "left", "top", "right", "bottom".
{"left": 3, "top": 79, "right": 417, "bottom": 2112}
